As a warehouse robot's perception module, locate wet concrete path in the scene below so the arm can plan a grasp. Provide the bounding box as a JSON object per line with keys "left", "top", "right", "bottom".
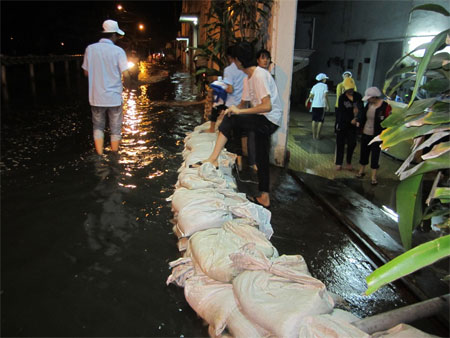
{"left": 1, "top": 62, "right": 445, "bottom": 337}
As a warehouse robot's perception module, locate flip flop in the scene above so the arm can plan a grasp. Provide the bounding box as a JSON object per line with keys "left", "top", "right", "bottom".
{"left": 189, "top": 161, "right": 219, "bottom": 170}
{"left": 371, "top": 179, "right": 378, "bottom": 186}
{"left": 356, "top": 173, "right": 366, "bottom": 178}
{"left": 246, "top": 194, "right": 271, "bottom": 210}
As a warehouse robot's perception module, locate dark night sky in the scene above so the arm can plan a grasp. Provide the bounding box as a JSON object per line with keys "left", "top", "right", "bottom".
{"left": 1, "top": 1, "right": 182, "bottom": 56}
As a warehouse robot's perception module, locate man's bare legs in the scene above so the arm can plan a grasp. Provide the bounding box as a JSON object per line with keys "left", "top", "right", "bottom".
{"left": 94, "top": 138, "right": 104, "bottom": 155}
{"left": 111, "top": 140, "right": 120, "bottom": 152}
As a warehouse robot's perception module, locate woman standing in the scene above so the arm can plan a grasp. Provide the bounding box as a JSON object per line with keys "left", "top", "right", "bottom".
{"left": 356, "top": 87, "right": 392, "bottom": 185}
{"left": 335, "top": 77, "right": 362, "bottom": 171}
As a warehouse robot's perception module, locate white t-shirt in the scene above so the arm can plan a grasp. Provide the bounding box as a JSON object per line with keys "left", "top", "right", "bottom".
{"left": 82, "top": 38, "right": 129, "bottom": 107}
{"left": 310, "top": 82, "right": 328, "bottom": 108}
{"left": 223, "top": 62, "right": 247, "bottom": 107}
{"left": 241, "top": 67, "right": 282, "bottom": 126}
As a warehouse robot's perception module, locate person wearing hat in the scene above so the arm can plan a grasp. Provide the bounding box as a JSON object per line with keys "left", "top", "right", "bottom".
{"left": 334, "top": 77, "right": 363, "bottom": 171}
{"left": 335, "top": 71, "right": 357, "bottom": 108}
{"left": 305, "top": 73, "right": 330, "bottom": 139}
{"left": 82, "top": 20, "right": 131, "bottom": 156}
{"left": 355, "top": 87, "right": 392, "bottom": 185}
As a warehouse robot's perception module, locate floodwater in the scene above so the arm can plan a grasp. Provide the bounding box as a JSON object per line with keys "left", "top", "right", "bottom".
{"left": 1, "top": 61, "right": 445, "bottom": 337}
{"left": 2, "top": 62, "right": 210, "bottom": 337}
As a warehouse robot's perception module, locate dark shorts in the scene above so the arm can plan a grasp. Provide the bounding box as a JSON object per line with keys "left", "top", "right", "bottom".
{"left": 312, "top": 107, "right": 325, "bottom": 122}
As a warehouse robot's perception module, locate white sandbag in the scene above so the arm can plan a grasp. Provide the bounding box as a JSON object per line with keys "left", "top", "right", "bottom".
{"left": 176, "top": 198, "right": 232, "bottom": 237}
{"left": 297, "top": 311, "right": 369, "bottom": 338}
{"left": 187, "top": 219, "right": 278, "bottom": 283}
{"left": 197, "top": 162, "right": 237, "bottom": 189}
{"left": 226, "top": 307, "right": 271, "bottom": 338}
{"left": 183, "top": 273, "right": 271, "bottom": 338}
{"left": 229, "top": 201, "right": 273, "bottom": 239}
{"left": 184, "top": 274, "right": 236, "bottom": 336}
{"left": 372, "top": 323, "right": 439, "bottom": 338}
{"left": 177, "top": 172, "right": 217, "bottom": 190}
{"left": 169, "top": 187, "right": 225, "bottom": 213}
{"left": 231, "top": 245, "right": 334, "bottom": 338}
{"left": 166, "top": 256, "right": 194, "bottom": 287}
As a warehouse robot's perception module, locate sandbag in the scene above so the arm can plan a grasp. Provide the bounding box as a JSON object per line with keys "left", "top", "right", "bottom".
{"left": 169, "top": 187, "right": 224, "bottom": 213}
{"left": 187, "top": 219, "right": 278, "bottom": 282}
{"left": 176, "top": 198, "right": 232, "bottom": 237}
{"left": 231, "top": 245, "right": 335, "bottom": 338}
{"left": 372, "top": 323, "right": 439, "bottom": 338}
{"left": 297, "top": 310, "right": 369, "bottom": 338}
{"left": 183, "top": 273, "right": 271, "bottom": 337}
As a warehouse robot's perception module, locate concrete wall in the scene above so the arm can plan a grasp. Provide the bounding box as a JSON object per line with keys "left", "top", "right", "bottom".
{"left": 268, "top": 0, "right": 298, "bottom": 166}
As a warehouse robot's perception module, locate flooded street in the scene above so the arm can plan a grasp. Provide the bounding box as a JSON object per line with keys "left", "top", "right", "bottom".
{"left": 1, "top": 62, "right": 445, "bottom": 337}
{"left": 2, "top": 63, "right": 210, "bottom": 337}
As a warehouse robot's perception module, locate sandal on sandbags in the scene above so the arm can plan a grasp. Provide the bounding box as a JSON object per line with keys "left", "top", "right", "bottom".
{"left": 246, "top": 194, "right": 271, "bottom": 210}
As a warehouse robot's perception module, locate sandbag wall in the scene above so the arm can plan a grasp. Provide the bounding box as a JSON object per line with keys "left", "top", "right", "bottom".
{"left": 166, "top": 121, "right": 436, "bottom": 338}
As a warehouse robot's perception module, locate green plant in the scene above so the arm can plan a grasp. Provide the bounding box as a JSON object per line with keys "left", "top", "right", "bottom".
{"left": 365, "top": 4, "right": 450, "bottom": 295}
{"left": 193, "top": 0, "right": 273, "bottom": 76}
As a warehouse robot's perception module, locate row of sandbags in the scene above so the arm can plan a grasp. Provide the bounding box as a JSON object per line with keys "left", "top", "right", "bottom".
{"left": 166, "top": 121, "right": 436, "bottom": 338}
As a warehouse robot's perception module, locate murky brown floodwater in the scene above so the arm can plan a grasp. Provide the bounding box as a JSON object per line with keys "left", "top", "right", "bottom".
{"left": 1, "top": 61, "right": 445, "bottom": 337}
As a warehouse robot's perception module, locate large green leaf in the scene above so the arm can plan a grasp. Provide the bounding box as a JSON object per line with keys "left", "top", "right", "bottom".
{"left": 421, "top": 141, "right": 450, "bottom": 159}
{"left": 365, "top": 235, "right": 450, "bottom": 295}
{"left": 396, "top": 175, "right": 424, "bottom": 250}
{"left": 421, "top": 78, "right": 450, "bottom": 92}
{"left": 399, "top": 152, "right": 450, "bottom": 180}
{"left": 433, "top": 187, "right": 450, "bottom": 202}
{"left": 409, "top": 52, "right": 450, "bottom": 70}
{"left": 380, "top": 123, "right": 438, "bottom": 149}
{"left": 423, "top": 207, "right": 450, "bottom": 220}
{"left": 385, "top": 75, "right": 416, "bottom": 98}
{"left": 410, "top": 4, "right": 450, "bottom": 16}
{"left": 408, "top": 29, "right": 450, "bottom": 106}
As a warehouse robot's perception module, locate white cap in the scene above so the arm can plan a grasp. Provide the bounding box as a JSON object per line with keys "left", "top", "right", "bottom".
{"left": 363, "top": 87, "right": 382, "bottom": 101}
{"left": 315, "top": 73, "right": 328, "bottom": 81}
{"left": 342, "top": 71, "right": 352, "bottom": 77}
{"left": 102, "top": 20, "right": 125, "bottom": 36}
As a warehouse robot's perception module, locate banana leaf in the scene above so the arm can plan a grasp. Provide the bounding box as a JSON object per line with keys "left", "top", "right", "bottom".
{"left": 423, "top": 208, "right": 450, "bottom": 220}
{"left": 421, "top": 78, "right": 450, "bottom": 92}
{"left": 433, "top": 187, "right": 450, "bottom": 202}
{"left": 409, "top": 52, "right": 450, "bottom": 70}
{"left": 410, "top": 4, "right": 450, "bottom": 16}
{"left": 407, "top": 108, "right": 450, "bottom": 127}
{"left": 394, "top": 132, "right": 450, "bottom": 176}
{"left": 385, "top": 65, "right": 416, "bottom": 83}
{"left": 421, "top": 141, "right": 450, "bottom": 160}
{"left": 365, "top": 235, "right": 450, "bottom": 295}
{"left": 396, "top": 174, "right": 423, "bottom": 250}
{"left": 380, "top": 123, "right": 438, "bottom": 149}
{"left": 385, "top": 75, "right": 417, "bottom": 98}
{"left": 408, "top": 29, "right": 450, "bottom": 106}
{"left": 399, "top": 152, "right": 450, "bottom": 180}
{"left": 405, "top": 97, "right": 439, "bottom": 117}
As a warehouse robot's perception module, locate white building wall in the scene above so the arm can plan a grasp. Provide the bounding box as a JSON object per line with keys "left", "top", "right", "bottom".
{"left": 269, "top": 0, "right": 298, "bottom": 166}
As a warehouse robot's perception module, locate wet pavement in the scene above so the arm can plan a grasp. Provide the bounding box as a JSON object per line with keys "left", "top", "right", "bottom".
{"left": 1, "top": 61, "right": 448, "bottom": 337}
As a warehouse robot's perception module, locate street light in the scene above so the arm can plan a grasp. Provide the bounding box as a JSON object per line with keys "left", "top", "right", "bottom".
{"left": 138, "top": 23, "right": 145, "bottom": 31}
